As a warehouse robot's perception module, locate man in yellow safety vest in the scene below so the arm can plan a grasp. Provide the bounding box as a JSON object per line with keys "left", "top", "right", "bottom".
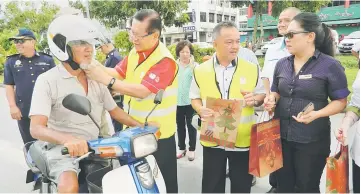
{"left": 190, "top": 21, "right": 266, "bottom": 193}
{"left": 84, "top": 9, "right": 178, "bottom": 193}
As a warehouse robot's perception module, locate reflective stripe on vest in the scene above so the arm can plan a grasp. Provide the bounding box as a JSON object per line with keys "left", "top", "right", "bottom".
{"left": 194, "top": 56, "right": 258, "bottom": 147}
{"left": 124, "top": 42, "right": 178, "bottom": 139}
{"left": 136, "top": 87, "right": 178, "bottom": 102}
{"left": 124, "top": 104, "right": 177, "bottom": 118}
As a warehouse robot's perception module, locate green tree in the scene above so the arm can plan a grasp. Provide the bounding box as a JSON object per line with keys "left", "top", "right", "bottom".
{"left": 89, "top": 0, "right": 189, "bottom": 28}
{"left": 0, "top": 1, "right": 59, "bottom": 73}
{"left": 232, "top": 1, "right": 267, "bottom": 48}
{"left": 68, "top": 0, "right": 86, "bottom": 13}
{"left": 1, "top": 1, "right": 59, "bottom": 35}
{"left": 271, "top": 0, "right": 331, "bottom": 18}
{"left": 113, "top": 31, "right": 133, "bottom": 56}
{"left": 232, "top": 0, "right": 330, "bottom": 48}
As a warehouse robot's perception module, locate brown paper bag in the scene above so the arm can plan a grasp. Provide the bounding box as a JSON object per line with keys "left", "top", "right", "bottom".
{"left": 200, "top": 97, "right": 242, "bottom": 148}
{"left": 326, "top": 145, "right": 349, "bottom": 193}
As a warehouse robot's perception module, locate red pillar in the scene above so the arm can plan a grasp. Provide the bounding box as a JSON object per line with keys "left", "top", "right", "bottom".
{"left": 268, "top": 1, "right": 273, "bottom": 16}
{"left": 345, "top": 0, "right": 350, "bottom": 8}
{"left": 248, "top": 4, "right": 253, "bottom": 18}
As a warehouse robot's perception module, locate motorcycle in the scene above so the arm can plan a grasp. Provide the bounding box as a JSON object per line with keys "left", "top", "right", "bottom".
{"left": 23, "top": 91, "right": 166, "bottom": 193}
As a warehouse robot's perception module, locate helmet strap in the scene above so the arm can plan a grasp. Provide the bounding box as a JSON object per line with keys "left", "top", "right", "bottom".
{"left": 66, "top": 45, "right": 81, "bottom": 70}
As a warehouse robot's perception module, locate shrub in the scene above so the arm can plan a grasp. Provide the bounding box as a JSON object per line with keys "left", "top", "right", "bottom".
{"left": 167, "top": 44, "right": 215, "bottom": 64}
{"left": 113, "top": 31, "right": 133, "bottom": 57}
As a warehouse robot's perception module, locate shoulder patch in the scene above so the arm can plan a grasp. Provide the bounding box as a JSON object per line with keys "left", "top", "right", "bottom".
{"left": 38, "top": 52, "right": 53, "bottom": 58}
{"left": 6, "top": 53, "right": 20, "bottom": 58}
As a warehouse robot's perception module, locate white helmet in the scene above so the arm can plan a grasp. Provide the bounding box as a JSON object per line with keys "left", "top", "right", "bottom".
{"left": 47, "top": 15, "right": 107, "bottom": 62}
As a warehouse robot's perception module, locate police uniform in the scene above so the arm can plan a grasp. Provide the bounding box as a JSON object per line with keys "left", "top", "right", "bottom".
{"left": 3, "top": 52, "right": 56, "bottom": 144}
{"left": 104, "top": 49, "right": 124, "bottom": 132}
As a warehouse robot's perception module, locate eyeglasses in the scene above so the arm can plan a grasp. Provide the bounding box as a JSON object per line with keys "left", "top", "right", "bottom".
{"left": 126, "top": 28, "right": 154, "bottom": 40}
{"left": 284, "top": 31, "right": 310, "bottom": 39}
{"left": 13, "top": 39, "right": 32, "bottom": 44}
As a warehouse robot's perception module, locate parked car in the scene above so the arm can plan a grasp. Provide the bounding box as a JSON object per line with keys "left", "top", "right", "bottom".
{"left": 261, "top": 37, "right": 283, "bottom": 54}
{"left": 338, "top": 31, "right": 360, "bottom": 53}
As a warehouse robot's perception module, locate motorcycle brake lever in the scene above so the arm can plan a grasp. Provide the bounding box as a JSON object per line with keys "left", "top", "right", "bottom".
{"left": 72, "top": 152, "right": 93, "bottom": 165}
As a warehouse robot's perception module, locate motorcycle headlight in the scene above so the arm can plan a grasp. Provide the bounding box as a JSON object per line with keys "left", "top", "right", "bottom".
{"left": 131, "top": 133, "right": 158, "bottom": 159}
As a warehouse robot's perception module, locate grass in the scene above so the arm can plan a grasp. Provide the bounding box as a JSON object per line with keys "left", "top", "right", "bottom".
{"left": 0, "top": 74, "right": 3, "bottom": 84}
{"left": 345, "top": 68, "right": 359, "bottom": 97}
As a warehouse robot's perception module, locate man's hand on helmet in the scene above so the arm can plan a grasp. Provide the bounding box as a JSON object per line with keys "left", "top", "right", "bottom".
{"left": 84, "top": 59, "right": 112, "bottom": 85}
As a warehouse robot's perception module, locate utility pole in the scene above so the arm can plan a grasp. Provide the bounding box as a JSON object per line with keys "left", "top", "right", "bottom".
{"left": 85, "top": 0, "right": 90, "bottom": 18}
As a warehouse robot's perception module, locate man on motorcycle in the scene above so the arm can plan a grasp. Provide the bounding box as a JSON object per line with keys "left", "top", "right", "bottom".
{"left": 29, "top": 15, "right": 145, "bottom": 193}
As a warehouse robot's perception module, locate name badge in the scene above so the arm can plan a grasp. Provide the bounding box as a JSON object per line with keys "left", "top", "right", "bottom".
{"left": 35, "top": 62, "right": 50, "bottom": 66}
{"left": 299, "top": 74, "right": 312, "bottom": 79}
{"left": 240, "top": 77, "right": 247, "bottom": 84}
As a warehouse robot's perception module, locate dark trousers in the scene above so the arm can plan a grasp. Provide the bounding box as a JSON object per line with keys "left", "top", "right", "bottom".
{"left": 276, "top": 138, "right": 330, "bottom": 193}
{"left": 18, "top": 117, "right": 35, "bottom": 144}
{"left": 176, "top": 105, "right": 197, "bottom": 151}
{"left": 202, "top": 147, "right": 252, "bottom": 193}
{"left": 269, "top": 172, "right": 277, "bottom": 188}
{"left": 112, "top": 96, "right": 124, "bottom": 132}
{"left": 153, "top": 135, "right": 178, "bottom": 193}
{"left": 353, "top": 160, "right": 360, "bottom": 193}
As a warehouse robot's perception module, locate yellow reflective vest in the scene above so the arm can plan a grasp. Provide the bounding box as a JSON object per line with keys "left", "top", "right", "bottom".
{"left": 193, "top": 56, "right": 258, "bottom": 148}
{"left": 123, "top": 42, "right": 178, "bottom": 139}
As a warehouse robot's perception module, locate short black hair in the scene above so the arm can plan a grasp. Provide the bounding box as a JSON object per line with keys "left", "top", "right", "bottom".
{"left": 175, "top": 40, "right": 194, "bottom": 58}
{"left": 130, "top": 9, "right": 162, "bottom": 37}
{"left": 212, "top": 21, "right": 237, "bottom": 40}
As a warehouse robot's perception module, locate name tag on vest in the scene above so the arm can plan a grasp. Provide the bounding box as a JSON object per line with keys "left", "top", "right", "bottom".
{"left": 299, "top": 74, "right": 312, "bottom": 79}
{"left": 240, "top": 77, "right": 247, "bottom": 84}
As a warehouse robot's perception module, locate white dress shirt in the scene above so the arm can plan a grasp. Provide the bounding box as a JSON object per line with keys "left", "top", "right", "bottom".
{"left": 261, "top": 38, "right": 290, "bottom": 86}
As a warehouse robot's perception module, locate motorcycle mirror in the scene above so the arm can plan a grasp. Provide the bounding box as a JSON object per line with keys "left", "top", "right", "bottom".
{"left": 154, "top": 89, "right": 164, "bottom": 104}
{"left": 62, "top": 94, "right": 91, "bottom": 115}
{"left": 144, "top": 89, "right": 165, "bottom": 127}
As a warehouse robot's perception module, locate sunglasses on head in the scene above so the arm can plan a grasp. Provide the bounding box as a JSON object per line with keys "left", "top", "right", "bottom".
{"left": 13, "top": 38, "right": 33, "bottom": 44}
{"left": 284, "top": 31, "right": 310, "bottom": 39}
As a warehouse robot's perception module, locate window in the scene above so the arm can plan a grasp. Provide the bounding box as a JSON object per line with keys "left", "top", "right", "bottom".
{"left": 231, "top": 16, "right": 235, "bottom": 22}
{"left": 239, "top": 21, "right": 247, "bottom": 29}
{"left": 332, "top": 0, "right": 345, "bottom": 6}
{"left": 217, "top": 14, "right": 222, "bottom": 23}
{"left": 350, "top": 0, "right": 359, "bottom": 5}
{"left": 209, "top": 13, "right": 215, "bottom": 23}
{"left": 210, "top": 0, "right": 214, "bottom": 4}
{"left": 200, "top": 12, "right": 207, "bottom": 22}
{"left": 224, "top": 15, "right": 229, "bottom": 21}
{"left": 239, "top": 8, "right": 247, "bottom": 16}
{"left": 187, "top": 12, "right": 194, "bottom": 23}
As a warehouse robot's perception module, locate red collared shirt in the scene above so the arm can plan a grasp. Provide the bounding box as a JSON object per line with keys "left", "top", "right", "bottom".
{"left": 115, "top": 43, "right": 177, "bottom": 94}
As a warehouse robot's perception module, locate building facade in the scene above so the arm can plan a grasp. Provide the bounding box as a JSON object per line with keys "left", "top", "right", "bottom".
{"left": 241, "top": 0, "right": 360, "bottom": 42}
{"left": 161, "top": 0, "right": 243, "bottom": 45}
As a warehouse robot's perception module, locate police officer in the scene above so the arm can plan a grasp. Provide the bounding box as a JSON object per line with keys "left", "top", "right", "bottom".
{"left": 4, "top": 28, "right": 56, "bottom": 144}
{"left": 97, "top": 39, "right": 124, "bottom": 132}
